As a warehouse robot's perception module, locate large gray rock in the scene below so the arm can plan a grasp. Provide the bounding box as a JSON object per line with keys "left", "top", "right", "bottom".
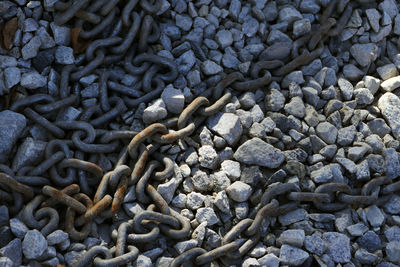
{"left": 0, "top": 239, "right": 22, "bottom": 266}
{"left": 11, "top": 137, "right": 46, "bottom": 172}
{"left": 350, "top": 43, "right": 378, "bottom": 67}
{"left": 378, "top": 93, "right": 400, "bottom": 139}
{"left": 207, "top": 112, "right": 242, "bottom": 145}
{"left": 381, "top": 76, "right": 400, "bottom": 92}
{"left": 22, "top": 230, "right": 47, "bottom": 260}
{"left": 0, "top": 111, "right": 26, "bottom": 163}
{"left": 279, "top": 244, "right": 309, "bottom": 266}
{"left": 323, "top": 232, "right": 351, "bottom": 263}
{"left": 226, "top": 181, "right": 252, "bottom": 202}
{"left": 161, "top": 85, "right": 184, "bottom": 114}
{"left": 233, "top": 137, "right": 284, "bottom": 168}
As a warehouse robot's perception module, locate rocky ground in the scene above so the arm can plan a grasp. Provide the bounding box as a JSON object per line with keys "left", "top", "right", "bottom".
{"left": 1, "top": 0, "right": 400, "bottom": 266}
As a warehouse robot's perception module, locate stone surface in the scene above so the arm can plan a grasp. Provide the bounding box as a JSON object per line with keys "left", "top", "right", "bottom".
{"left": 11, "top": 137, "right": 46, "bottom": 171}
{"left": 233, "top": 137, "right": 285, "bottom": 168}
{"left": 22, "top": 230, "right": 47, "bottom": 260}
{"left": 20, "top": 71, "right": 47, "bottom": 89}
{"left": 207, "top": 112, "right": 242, "bottom": 145}
{"left": 378, "top": 93, "right": 400, "bottom": 139}
{"left": 226, "top": 181, "right": 252, "bottom": 202}
{"left": 0, "top": 111, "right": 27, "bottom": 163}
{"left": 350, "top": 43, "right": 378, "bottom": 67}
{"left": 279, "top": 244, "right": 309, "bottom": 266}
{"left": 381, "top": 76, "right": 400, "bottom": 92}
{"left": 195, "top": 207, "right": 219, "bottom": 226}
{"left": 323, "top": 232, "right": 351, "bottom": 263}
{"left": 161, "top": 85, "right": 185, "bottom": 114}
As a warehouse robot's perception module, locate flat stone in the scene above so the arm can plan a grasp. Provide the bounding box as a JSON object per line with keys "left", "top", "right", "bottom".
{"left": 258, "top": 253, "right": 279, "bottom": 267}
{"left": 191, "top": 169, "right": 213, "bottom": 192}
{"left": 0, "top": 56, "right": 17, "bottom": 69}
{"left": 355, "top": 248, "right": 379, "bottom": 265}
{"left": 385, "top": 226, "right": 400, "bottom": 242}
{"left": 174, "top": 240, "right": 197, "bottom": 254}
{"left": 233, "top": 137, "right": 284, "bottom": 168}
{"left": 284, "top": 96, "right": 305, "bottom": 118}
{"left": 304, "top": 233, "right": 327, "bottom": 256}
{"left": 196, "top": 207, "right": 219, "bottom": 226}
{"left": 363, "top": 75, "right": 380, "bottom": 95}
{"left": 198, "top": 145, "right": 218, "bottom": 169}
{"left": 357, "top": 230, "right": 382, "bottom": 253}
{"left": 378, "top": 93, "right": 400, "bottom": 139}
{"left": 214, "top": 191, "right": 230, "bottom": 213}
{"left": 365, "top": 205, "right": 385, "bottom": 227}
{"left": 381, "top": 76, "right": 400, "bottom": 92}
{"left": 207, "top": 112, "right": 242, "bottom": 145}
{"left": 242, "top": 18, "right": 259, "bottom": 37}
{"left": 201, "top": 60, "right": 223, "bottom": 75}
{"left": 279, "top": 209, "right": 308, "bottom": 226}
{"left": 279, "top": 6, "right": 302, "bottom": 24}
{"left": 377, "top": 64, "right": 398, "bottom": 80}
{"left": 36, "top": 27, "right": 55, "bottom": 49}
{"left": 346, "top": 223, "right": 369, "bottom": 237}
{"left": 220, "top": 160, "right": 241, "bottom": 180}
{"left": 279, "top": 244, "right": 309, "bottom": 266}
{"left": 316, "top": 122, "right": 337, "bottom": 144}
{"left": 55, "top": 46, "right": 74, "bottom": 64}
{"left": 22, "top": 230, "right": 47, "bottom": 260}
{"left": 384, "top": 195, "right": 400, "bottom": 214}
{"left": 0, "top": 110, "right": 26, "bottom": 163}
{"left": 21, "top": 36, "right": 41, "bottom": 60}
{"left": 310, "top": 165, "right": 333, "bottom": 183}
{"left": 142, "top": 99, "right": 168, "bottom": 124}
{"left": 265, "top": 88, "right": 286, "bottom": 111}
{"left": 386, "top": 241, "right": 400, "bottom": 264}
{"left": 175, "top": 14, "right": 192, "bottom": 31}
{"left": 379, "top": 0, "right": 398, "bottom": 19}
{"left": 4, "top": 67, "right": 20, "bottom": 89}
{"left": 161, "top": 85, "right": 184, "bottom": 114}
{"left": 226, "top": 181, "right": 252, "bottom": 202}
{"left": 323, "top": 232, "right": 351, "bottom": 263}
{"left": 366, "top": 8, "right": 381, "bottom": 33}
{"left": 354, "top": 88, "right": 374, "bottom": 106}
{"left": 0, "top": 239, "right": 21, "bottom": 266}
{"left": 11, "top": 137, "right": 46, "bottom": 171}
{"left": 50, "top": 22, "right": 71, "bottom": 45}
{"left": 0, "top": 257, "right": 13, "bottom": 267}
{"left": 276, "top": 229, "right": 305, "bottom": 247}
{"left": 215, "top": 30, "right": 233, "bottom": 49}
{"left": 46, "top": 230, "right": 68, "bottom": 246}
{"left": 9, "top": 218, "right": 28, "bottom": 239}
{"left": 176, "top": 50, "right": 196, "bottom": 75}
{"left": 20, "top": 71, "right": 46, "bottom": 89}
{"left": 350, "top": 43, "right": 378, "bottom": 67}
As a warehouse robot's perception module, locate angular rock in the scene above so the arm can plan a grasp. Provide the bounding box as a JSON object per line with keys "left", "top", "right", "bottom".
{"left": 0, "top": 111, "right": 26, "bottom": 163}
{"left": 381, "top": 76, "right": 400, "bottom": 92}
{"left": 378, "top": 93, "right": 400, "bottom": 139}
{"left": 279, "top": 244, "right": 309, "bottom": 266}
{"left": 233, "top": 137, "right": 284, "bottom": 168}
{"left": 350, "top": 43, "right": 378, "bottom": 67}
{"left": 323, "top": 232, "right": 351, "bottom": 263}
{"left": 207, "top": 112, "right": 242, "bottom": 145}
{"left": 22, "top": 230, "right": 47, "bottom": 260}
{"left": 226, "top": 181, "right": 252, "bottom": 202}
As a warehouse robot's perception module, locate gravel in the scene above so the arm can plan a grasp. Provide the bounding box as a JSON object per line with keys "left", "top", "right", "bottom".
{"left": 22, "top": 230, "right": 47, "bottom": 260}
{"left": 2, "top": 0, "right": 400, "bottom": 266}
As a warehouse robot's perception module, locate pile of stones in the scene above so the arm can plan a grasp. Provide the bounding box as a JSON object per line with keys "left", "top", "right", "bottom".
{"left": 1, "top": 0, "right": 400, "bottom": 266}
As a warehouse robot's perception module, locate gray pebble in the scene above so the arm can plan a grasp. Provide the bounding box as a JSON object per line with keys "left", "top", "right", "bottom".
{"left": 22, "top": 230, "right": 47, "bottom": 260}
{"left": 226, "top": 181, "right": 252, "bottom": 202}
{"left": 279, "top": 244, "right": 309, "bottom": 266}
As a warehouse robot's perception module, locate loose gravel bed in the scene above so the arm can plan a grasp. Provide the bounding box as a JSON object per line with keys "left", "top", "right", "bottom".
{"left": 1, "top": 0, "right": 400, "bottom": 266}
